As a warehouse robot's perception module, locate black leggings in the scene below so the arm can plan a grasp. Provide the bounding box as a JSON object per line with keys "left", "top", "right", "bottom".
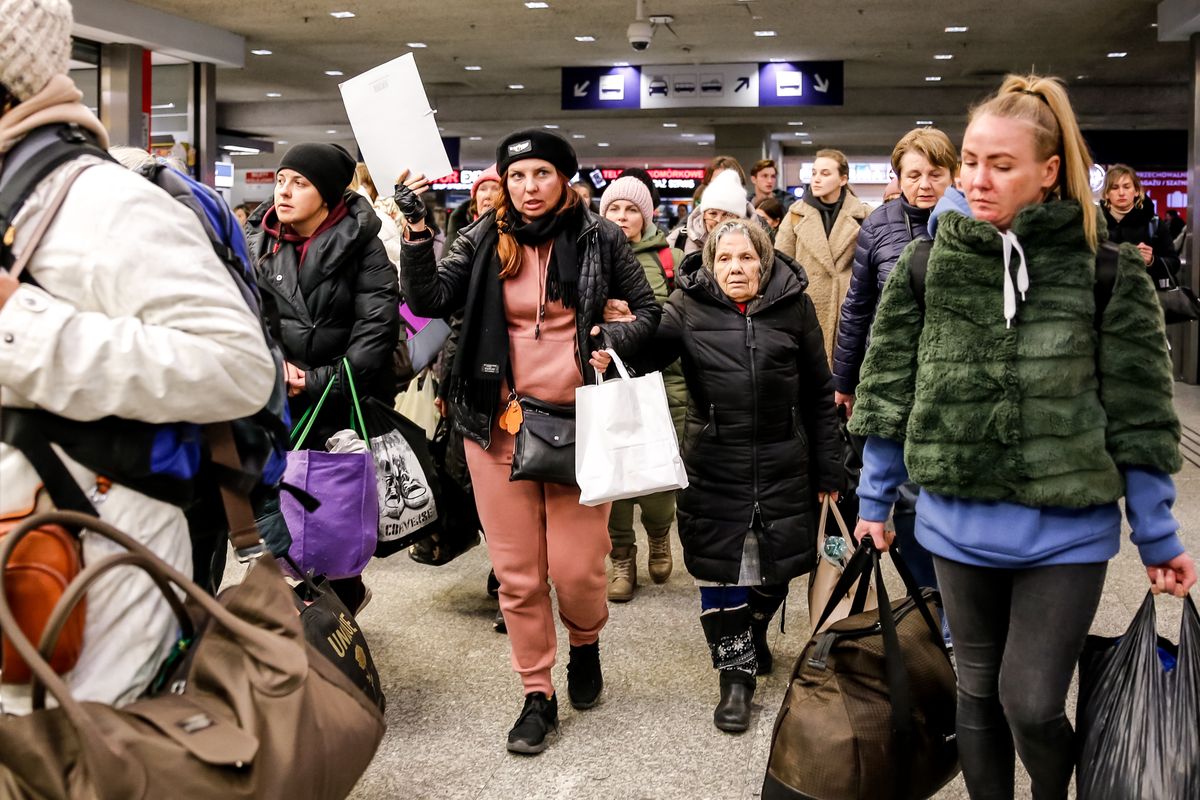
{"left": 933, "top": 557, "right": 1107, "bottom": 800}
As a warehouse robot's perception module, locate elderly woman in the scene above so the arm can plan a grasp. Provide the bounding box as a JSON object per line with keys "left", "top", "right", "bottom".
{"left": 611, "top": 220, "right": 840, "bottom": 732}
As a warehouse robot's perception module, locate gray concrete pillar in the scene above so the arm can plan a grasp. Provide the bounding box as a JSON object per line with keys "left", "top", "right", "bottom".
{"left": 190, "top": 62, "right": 218, "bottom": 186}
{"left": 99, "top": 43, "right": 148, "bottom": 149}
{"left": 713, "top": 125, "right": 768, "bottom": 180}
{"left": 1182, "top": 33, "right": 1200, "bottom": 383}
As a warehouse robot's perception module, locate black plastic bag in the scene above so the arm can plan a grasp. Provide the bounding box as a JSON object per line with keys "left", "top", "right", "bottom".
{"left": 408, "top": 420, "right": 481, "bottom": 567}
{"left": 1076, "top": 592, "right": 1200, "bottom": 799}
{"left": 358, "top": 398, "right": 444, "bottom": 557}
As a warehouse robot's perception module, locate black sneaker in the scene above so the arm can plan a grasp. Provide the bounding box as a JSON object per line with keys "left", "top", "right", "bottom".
{"left": 567, "top": 641, "right": 603, "bottom": 709}
{"left": 506, "top": 692, "right": 558, "bottom": 755}
{"left": 493, "top": 607, "right": 507, "bottom": 634}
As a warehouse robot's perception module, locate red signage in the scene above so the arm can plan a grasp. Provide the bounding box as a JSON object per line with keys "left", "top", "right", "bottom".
{"left": 598, "top": 168, "right": 705, "bottom": 181}
{"left": 245, "top": 170, "right": 276, "bottom": 185}
{"left": 1137, "top": 170, "right": 1187, "bottom": 222}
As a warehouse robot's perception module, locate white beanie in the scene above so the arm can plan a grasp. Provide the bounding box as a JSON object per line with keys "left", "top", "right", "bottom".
{"left": 0, "top": 0, "right": 73, "bottom": 102}
{"left": 599, "top": 176, "right": 655, "bottom": 229}
{"left": 700, "top": 169, "right": 749, "bottom": 217}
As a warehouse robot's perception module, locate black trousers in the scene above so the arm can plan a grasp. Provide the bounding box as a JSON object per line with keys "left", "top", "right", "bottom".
{"left": 934, "top": 556, "right": 1107, "bottom": 800}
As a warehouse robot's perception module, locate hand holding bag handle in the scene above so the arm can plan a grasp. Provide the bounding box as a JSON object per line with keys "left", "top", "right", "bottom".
{"left": 592, "top": 347, "right": 633, "bottom": 384}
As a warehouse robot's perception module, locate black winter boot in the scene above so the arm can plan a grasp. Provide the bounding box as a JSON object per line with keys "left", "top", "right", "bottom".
{"left": 567, "top": 641, "right": 603, "bottom": 709}
{"left": 748, "top": 585, "right": 788, "bottom": 675}
{"left": 507, "top": 692, "right": 558, "bottom": 755}
{"left": 714, "top": 670, "right": 755, "bottom": 732}
{"left": 700, "top": 607, "right": 757, "bottom": 732}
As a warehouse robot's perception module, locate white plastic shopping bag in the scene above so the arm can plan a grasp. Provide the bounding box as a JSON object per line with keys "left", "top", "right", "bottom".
{"left": 575, "top": 349, "right": 689, "bottom": 506}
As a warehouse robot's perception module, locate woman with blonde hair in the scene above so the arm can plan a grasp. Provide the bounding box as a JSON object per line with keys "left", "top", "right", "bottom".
{"left": 775, "top": 148, "right": 870, "bottom": 366}
{"left": 850, "top": 74, "right": 1194, "bottom": 798}
{"left": 1100, "top": 163, "right": 1181, "bottom": 288}
{"left": 349, "top": 162, "right": 403, "bottom": 264}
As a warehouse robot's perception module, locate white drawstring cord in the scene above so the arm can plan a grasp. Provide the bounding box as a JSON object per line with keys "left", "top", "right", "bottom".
{"left": 999, "top": 230, "right": 1029, "bottom": 328}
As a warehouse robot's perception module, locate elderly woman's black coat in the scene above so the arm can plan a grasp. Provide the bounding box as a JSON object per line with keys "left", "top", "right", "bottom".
{"left": 652, "top": 252, "right": 842, "bottom": 584}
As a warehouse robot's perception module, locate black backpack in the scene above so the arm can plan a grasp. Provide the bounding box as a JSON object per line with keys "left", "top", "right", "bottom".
{"left": 0, "top": 124, "right": 290, "bottom": 513}
{"left": 906, "top": 237, "right": 1120, "bottom": 329}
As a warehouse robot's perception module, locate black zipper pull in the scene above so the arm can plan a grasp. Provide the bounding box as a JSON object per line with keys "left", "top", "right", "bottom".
{"left": 709, "top": 403, "right": 719, "bottom": 438}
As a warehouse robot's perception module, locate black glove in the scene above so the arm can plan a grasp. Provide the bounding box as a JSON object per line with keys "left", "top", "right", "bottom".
{"left": 393, "top": 182, "right": 427, "bottom": 223}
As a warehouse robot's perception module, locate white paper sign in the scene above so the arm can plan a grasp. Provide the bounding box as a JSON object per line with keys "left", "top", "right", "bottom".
{"left": 339, "top": 54, "right": 452, "bottom": 190}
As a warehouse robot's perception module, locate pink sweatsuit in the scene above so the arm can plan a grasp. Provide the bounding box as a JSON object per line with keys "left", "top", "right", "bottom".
{"left": 464, "top": 242, "right": 612, "bottom": 697}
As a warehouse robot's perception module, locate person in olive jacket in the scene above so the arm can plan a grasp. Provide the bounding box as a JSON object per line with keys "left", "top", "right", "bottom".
{"left": 611, "top": 219, "right": 841, "bottom": 733}
{"left": 247, "top": 142, "right": 401, "bottom": 610}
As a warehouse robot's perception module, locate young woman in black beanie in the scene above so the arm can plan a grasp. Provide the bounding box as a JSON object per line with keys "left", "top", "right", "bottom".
{"left": 247, "top": 142, "right": 400, "bottom": 610}
{"left": 397, "top": 130, "right": 660, "bottom": 754}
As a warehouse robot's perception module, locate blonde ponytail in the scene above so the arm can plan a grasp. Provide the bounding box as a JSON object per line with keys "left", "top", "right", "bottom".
{"left": 971, "top": 74, "right": 1097, "bottom": 251}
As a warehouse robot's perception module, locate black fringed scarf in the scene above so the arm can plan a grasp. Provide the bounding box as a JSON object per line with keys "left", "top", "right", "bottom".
{"left": 450, "top": 203, "right": 585, "bottom": 418}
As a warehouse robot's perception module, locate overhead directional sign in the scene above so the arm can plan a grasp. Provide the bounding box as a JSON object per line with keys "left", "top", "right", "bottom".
{"left": 561, "top": 66, "right": 642, "bottom": 111}
{"left": 561, "top": 61, "right": 843, "bottom": 110}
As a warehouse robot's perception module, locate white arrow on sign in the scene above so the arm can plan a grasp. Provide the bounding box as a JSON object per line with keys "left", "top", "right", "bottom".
{"left": 574, "top": 81, "right": 591, "bottom": 97}
{"left": 813, "top": 74, "right": 830, "bottom": 94}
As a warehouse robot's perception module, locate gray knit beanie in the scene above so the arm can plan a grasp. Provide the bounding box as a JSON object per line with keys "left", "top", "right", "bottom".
{"left": 599, "top": 176, "right": 655, "bottom": 231}
{"left": 0, "top": 0, "right": 73, "bottom": 102}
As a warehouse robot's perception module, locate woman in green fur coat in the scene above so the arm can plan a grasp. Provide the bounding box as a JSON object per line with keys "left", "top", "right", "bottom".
{"left": 599, "top": 177, "right": 688, "bottom": 601}
{"left": 849, "top": 74, "right": 1196, "bottom": 799}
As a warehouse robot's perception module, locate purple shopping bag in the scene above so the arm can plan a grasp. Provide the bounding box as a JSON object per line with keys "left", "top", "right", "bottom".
{"left": 281, "top": 448, "right": 379, "bottom": 580}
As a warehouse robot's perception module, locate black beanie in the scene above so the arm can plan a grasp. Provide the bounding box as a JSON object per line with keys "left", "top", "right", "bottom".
{"left": 279, "top": 143, "right": 356, "bottom": 209}
{"left": 496, "top": 130, "right": 577, "bottom": 179}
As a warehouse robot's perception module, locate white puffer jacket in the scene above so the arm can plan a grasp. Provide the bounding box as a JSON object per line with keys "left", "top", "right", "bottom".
{"left": 0, "top": 152, "right": 274, "bottom": 714}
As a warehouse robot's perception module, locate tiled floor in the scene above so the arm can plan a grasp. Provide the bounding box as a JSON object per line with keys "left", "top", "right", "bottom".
{"left": 326, "top": 383, "right": 1200, "bottom": 800}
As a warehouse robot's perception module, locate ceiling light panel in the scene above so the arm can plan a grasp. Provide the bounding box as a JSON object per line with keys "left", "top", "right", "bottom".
{"left": 407, "top": 42, "right": 427, "bottom": 48}
{"left": 329, "top": 11, "right": 356, "bottom": 19}
{"left": 525, "top": 1, "right": 549, "bottom": 7}
{"left": 754, "top": 30, "right": 777, "bottom": 37}
{"left": 250, "top": 49, "right": 272, "bottom": 56}
{"left": 944, "top": 26, "right": 968, "bottom": 33}
{"left": 575, "top": 35, "right": 596, "bottom": 42}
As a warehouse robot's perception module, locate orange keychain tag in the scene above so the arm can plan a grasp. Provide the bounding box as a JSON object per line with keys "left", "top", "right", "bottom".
{"left": 499, "top": 398, "right": 523, "bottom": 434}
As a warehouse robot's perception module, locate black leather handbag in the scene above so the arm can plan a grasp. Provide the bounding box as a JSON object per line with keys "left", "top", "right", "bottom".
{"left": 510, "top": 396, "right": 577, "bottom": 486}
{"left": 1159, "top": 279, "right": 1200, "bottom": 324}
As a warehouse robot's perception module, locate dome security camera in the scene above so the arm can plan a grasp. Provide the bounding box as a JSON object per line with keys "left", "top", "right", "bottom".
{"left": 627, "top": 20, "right": 653, "bottom": 51}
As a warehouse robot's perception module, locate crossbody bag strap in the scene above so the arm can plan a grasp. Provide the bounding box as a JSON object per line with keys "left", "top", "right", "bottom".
{"left": 203, "top": 421, "right": 266, "bottom": 561}
{"left": 6, "top": 162, "right": 93, "bottom": 281}
{"left": 0, "top": 411, "right": 97, "bottom": 517}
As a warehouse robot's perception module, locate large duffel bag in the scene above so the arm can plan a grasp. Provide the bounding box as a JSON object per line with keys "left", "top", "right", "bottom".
{"left": 762, "top": 541, "right": 959, "bottom": 800}
{"left": 0, "top": 509, "right": 385, "bottom": 800}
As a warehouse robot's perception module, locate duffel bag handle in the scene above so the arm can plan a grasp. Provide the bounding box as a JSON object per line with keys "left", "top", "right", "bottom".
{"left": 31, "top": 550, "right": 198, "bottom": 711}
{"left": 0, "top": 512, "right": 300, "bottom": 752}
{"left": 868, "top": 539, "right": 915, "bottom": 800}
{"left": 888, "top": 543, "right": 947, "bottom": 652}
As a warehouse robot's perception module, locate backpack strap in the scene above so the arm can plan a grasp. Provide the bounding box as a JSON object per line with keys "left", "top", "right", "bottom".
{"left": 657, "top": 246, "right": 675, "bottom": 276}
{"left": 0, "top": 124, "right": 109, "bottom": 270}
{"left": 906, "top": 238, "right": 933, "bottom": 314}
{"left": 0, "top": 412, "right": 97, "bottom": 516}
{"left": 1093, "top": 241, "right": 1120, "bottom": 330}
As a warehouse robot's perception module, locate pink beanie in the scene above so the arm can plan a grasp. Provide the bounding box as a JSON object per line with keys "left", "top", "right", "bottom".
{"left": 599, "top": 176, "right": 655, "bottom": 228}
{"left": 471, "top": 163, "right": 501, "bottom": 200}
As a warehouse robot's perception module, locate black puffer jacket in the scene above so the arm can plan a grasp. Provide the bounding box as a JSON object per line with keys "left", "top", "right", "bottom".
{"left": 400, "top": 208, "right": 661, "bottom": 448}
{"left": 832, "top": 197, "right": 931, "bottom": 396}
{"left": 651, "top": 252, "right": 841, "bottom": 584}
{"left": 248, "top": 192, "right": 400, "bottom": 424}
{"left": 1102, "top": 200, "right": 1181, "bottom": 287}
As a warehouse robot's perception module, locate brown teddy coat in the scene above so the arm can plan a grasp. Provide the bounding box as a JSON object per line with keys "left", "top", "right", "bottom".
{"left": 775, "top": 190, "right": 870, "bottom": 365}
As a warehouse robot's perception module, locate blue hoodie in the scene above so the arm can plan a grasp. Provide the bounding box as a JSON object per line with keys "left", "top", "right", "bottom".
{"left": 857, "top": 187, "right": 1184, "bottom": 569}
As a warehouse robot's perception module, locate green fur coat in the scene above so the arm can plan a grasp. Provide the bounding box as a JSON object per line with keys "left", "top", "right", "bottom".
{"left": 848, "top": 200, "right": 1181, "bottom": 507}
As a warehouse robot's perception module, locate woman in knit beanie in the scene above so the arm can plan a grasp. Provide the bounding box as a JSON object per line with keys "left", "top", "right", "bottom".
{"left": 246, "top": 142, "right": 401, "bottom": 611}
{"left": 396, "top": 129, "right": 660, "bottom": 755}
{"left": 667, "top": 169, "right": 756, "bottom": 255}
{"left": 597, "top": 176, "right": 687, "bottom": 603}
